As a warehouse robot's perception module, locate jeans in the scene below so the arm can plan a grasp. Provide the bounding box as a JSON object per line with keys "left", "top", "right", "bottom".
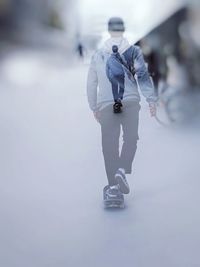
{"left": 99, "top": 101, "right": 140, "bottom": 186}
{"left": 111, "top": 74, "right": 125, "bottom": 102}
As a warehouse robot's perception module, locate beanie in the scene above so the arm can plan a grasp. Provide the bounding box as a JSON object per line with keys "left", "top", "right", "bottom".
{"left": 108, "top": 17, "right": 125, "bottom": 32}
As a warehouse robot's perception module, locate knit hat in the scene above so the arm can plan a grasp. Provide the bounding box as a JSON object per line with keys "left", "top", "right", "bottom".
{"left": 108, "top": 17, "right": 125, "bottom": 32}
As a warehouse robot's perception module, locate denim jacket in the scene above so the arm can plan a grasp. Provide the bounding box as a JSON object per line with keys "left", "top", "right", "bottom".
{"left": 87, "top": 40, "right": 157, "bottom": 111}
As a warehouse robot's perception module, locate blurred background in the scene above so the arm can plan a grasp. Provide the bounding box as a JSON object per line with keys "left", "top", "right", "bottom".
{"left": 0, "top": 1, "right": 200, "bottom": 267}
{"left": 0, "top": 0, "right": 199, "bottom": 122}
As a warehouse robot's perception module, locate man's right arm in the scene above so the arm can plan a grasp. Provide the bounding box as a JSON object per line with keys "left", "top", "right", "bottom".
{"left": 87, "top": 55, "right": 98, "bottom": 112}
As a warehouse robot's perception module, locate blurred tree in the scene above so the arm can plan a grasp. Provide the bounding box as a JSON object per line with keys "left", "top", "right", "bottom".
{"left": 0, "top": 0, "right": 12, "bottom": 28}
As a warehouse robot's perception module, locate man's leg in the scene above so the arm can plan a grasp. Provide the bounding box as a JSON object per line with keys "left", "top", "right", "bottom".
{"left": 100, "top": 106, "right": 121, "bottom": 186}
{"left": 120, "top": 102, "right": 140, "bottom": 174}
{"left": 111, "top": 80, "right": 119, "bottom": 102}
{"left": 118, "top": 75, "right": 125, "bottom": 100}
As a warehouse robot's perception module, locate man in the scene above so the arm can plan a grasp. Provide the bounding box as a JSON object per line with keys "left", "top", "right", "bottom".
{"left": 87, "top": 17, "right": 157, "bottom": 197}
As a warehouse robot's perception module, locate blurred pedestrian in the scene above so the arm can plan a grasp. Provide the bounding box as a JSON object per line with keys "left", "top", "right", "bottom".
{"left": 76, "top": 42, "right": 84, "bottom": 59}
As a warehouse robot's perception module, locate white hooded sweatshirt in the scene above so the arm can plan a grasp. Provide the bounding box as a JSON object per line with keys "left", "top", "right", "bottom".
{"left": 87, "top": 37, "right": 156, "bottom": 111}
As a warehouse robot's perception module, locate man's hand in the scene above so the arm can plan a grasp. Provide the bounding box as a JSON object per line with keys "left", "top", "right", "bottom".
{"left": 149, "top": 103, "right": 157, "bottom": 117}
{"left": 93, "top": 111, "right": 100, "bottom": 122}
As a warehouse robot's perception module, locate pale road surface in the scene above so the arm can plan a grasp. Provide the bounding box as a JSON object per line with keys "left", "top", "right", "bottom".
{"left": 0, "top": 49, "right": 200, "bottom": 267}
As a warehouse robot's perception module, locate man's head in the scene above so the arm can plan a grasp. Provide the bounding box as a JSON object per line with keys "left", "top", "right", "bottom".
{"left": 108, "top": 17, "right": 125, "bottom": 37}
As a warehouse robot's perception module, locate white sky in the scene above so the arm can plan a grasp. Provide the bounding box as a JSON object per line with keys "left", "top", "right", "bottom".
{"left": 78, "top": 0, "right": 186, "bottom": 42}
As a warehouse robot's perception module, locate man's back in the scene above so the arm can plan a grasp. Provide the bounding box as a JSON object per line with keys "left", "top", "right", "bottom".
{"left": 87, "top": 38, "right": 143, "bottom": 111}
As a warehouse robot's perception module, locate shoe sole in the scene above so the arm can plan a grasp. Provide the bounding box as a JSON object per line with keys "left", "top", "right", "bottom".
{"left": 115, "top": 175, "right": 130, "bottom": 194}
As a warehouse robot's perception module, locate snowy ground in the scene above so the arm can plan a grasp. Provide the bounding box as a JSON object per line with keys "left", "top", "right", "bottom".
{"left": 0, "top": 49, "right": 200, "bottom": 267}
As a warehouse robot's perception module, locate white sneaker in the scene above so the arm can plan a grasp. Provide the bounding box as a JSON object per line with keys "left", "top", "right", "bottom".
{"left": 106, "top": 185, "right": 120, "bottom": 198}
{"left": 115, "top": 168, "right": 130, "bottom": 194}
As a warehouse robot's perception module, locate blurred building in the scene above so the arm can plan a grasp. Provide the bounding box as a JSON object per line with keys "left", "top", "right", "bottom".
{"left": 0, "top": 0, "right": 76, "bottom": 48}
{"left": 138, "top": 3, "right": 200, "bottom": 122}
{"left": 0, "top": 0, "right": 50, "bottom": 30}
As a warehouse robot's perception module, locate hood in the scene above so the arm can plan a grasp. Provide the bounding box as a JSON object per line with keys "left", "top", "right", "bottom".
{"left": 103, "top": 37, "right": 131, "bottom": 54}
